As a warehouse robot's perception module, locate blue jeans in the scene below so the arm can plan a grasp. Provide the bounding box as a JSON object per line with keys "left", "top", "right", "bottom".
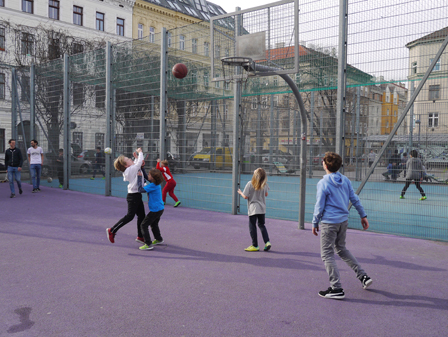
{"left": 7, "top": 167, "right": 22, "bottom": 194}
{"left": 30, "top": 164, "right": 42, "bottom": 189}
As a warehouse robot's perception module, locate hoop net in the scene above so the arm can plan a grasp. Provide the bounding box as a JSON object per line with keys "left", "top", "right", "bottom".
{"left": 221, "top": 57, "right": 255, "bottom": 85}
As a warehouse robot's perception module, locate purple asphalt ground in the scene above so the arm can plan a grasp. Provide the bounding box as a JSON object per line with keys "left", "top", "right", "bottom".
{"left": 1, "top": 183, "right": 448, "bottom": 337}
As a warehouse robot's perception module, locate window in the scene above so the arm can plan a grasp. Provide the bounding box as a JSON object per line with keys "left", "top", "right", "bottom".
{"left": 430, "top": 58, "right": 441, "bottom": 71}
{"left": 203, "top": 71, "right": 209, "bottom": 87}
{"left": 0, "top": 129, "right": 4, "bottom": 153}
{"left": 48, "top": 39, "right": 60, "bottom": 60}
{"left": 73, "top": 6, "right": 83, "bottom": 26}
{"left": 72, "top": 43, "right": 83, "bottom": 55}
{"left": 386, "top": 92, "right": 390, "bottom": 102}
{"left": 73, "top": 83, "right": 84, "bottom": 106}
{"left": 72, "top": 132, "right": 83, "bottom": 149}
{"left": 117, "top": 18, "right": 125, "bottom": 36}
{"left": 214, "top": 75, "right": 220, "bottom": 88}
{"left": 273, "top": 76, "right": 278, "bottom": 87}
{"left": 0, "top": 73, "right": 5, "bottom": 100}
{"left": 192, "top": 38, "right": 197, "bottom": 54}
{"left": 22, "top": 0, "right": 33, "bottom": 13}
{"left": 21, "top": 33, "right": 34, "bottom": 55}
{"left": 429, "top": 85, "right": 440, "bottom": 100}
{"left": 0, "top": 27, "right": 5, "bottom": 51}
{"left": 49, "top": 1, "right": 60, "bottom": 20}
{"left": 428, "top": 113, "right": 439, "bottom": 127}
{"left": 411, "top": 61, "right": 417, "bottom": 74}
{"left": 96, "top": 12, "right": 105, "bottom": 31}
{"left": 191, "top": 70, "right": 197, "bottom": 84}
{"left": 95, "top": 85, "right": 105, "bottom": 108}
{"left": 179, "top": 35, "right": 185, "bottom": 50}
{"left": 251, "top": 98, "right": 257, "bottom": 110}
{"left": 224, "top": 81, "right": 230, "bottom": 90}
{"left": 138, "top": 24, "right": 143, "bottom": 40}
{"left": 21, "top": 75, "right": 30, "bottom": 101}
{"left": 95, "top": 133, "right": 105, "bottom": 148}
{"left": 149, "top": 27, "right": 155, "bottom": 43}
{"left": 204, "top": 42, "right": 209, "bottom": 56}
{"left": 167, "top": 32, "right": 172, "bottom": 47}
{"left": 0, "top": 0, "right": 4, "bottom": 7}
{"left": 387, "top": 109, "right": 389, "bottom": 116}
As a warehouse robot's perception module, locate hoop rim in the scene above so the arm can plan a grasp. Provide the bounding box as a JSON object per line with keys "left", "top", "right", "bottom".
{"left": 221, "top": 56, "right": 254, "bottom": 67}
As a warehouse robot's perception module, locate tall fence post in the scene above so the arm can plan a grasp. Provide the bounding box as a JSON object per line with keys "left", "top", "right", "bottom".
{"left": 63, "top": 54, "right": 71, "bottom": 190}
{"left": 105, "top": 42, "right": 113, "bottom": 196}
{"left": 355, "top": 87, "right": 361, "bottom": 180}
{"left": 160, "top": 28, "right": 168, "bottom": 162}
{"left": 11, "top": 68, "right": 17, "bottom": 140}
{"left": 409, "top": 82, "right": 414, "bottom": 150}
{"left": 309, "top": 91, "right": 314, "bottom": 178}
{"left": 30, "top": 64, "right": 35, "bottom": 142}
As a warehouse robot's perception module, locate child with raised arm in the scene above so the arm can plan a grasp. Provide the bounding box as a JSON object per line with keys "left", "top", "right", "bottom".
{"left": 312, "top": 152, "right": 372, "bottom": 300}
{"left": 156, "top": 158, "right": 181, "bottom": 207}
{"left": 106, "top": 148, "right": 145, "bottom": 244}
{"left": 237, "top": 168, "right": 271, "bottom": 252}
{"left": 136, "top": 168, "right": 165, "bottom": 250}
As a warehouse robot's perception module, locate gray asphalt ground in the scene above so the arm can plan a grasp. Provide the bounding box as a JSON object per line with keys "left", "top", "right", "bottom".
{"left": 1, "top": 182, "right": 447, "bottom": 337}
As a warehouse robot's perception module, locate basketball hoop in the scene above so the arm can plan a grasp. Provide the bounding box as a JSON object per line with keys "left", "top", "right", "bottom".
{"left": 221, "top": 57, "right": 255, "bottom": 85}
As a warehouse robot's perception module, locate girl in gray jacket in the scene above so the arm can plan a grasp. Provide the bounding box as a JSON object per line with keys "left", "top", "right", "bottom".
{"left": 400, "top": 150, "right": 426, "bottom": 200}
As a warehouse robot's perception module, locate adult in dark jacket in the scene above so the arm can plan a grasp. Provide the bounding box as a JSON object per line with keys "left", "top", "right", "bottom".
{"left": 5, "top": 139, "right": 23, "bottom": 198}
{"left": 389, "top": 149, "right": 401, "bottom": 181}
{"left": 91, "top": 147, "right": 105, "bottom": 180}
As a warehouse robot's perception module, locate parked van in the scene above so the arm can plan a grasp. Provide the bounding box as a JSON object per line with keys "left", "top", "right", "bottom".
{"left": 192, "top": 147, "right": 233, "bottom": 169}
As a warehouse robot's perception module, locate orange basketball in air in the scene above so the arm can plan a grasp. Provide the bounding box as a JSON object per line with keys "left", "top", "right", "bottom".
{"left": 172, "top": 63, "right": 188, "bottom": 79}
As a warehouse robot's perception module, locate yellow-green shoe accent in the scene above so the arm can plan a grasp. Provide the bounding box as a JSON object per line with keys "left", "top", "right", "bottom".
{"left": 174, "top": 201, "right": 181, "bottom": 207}
{"left": 264, "top": 242, "right": 272, "bottom": 251}
{"left": 419, "top": 196, "right": 427, "bottom": 201}
{"left": 399, "top": 195, "right": 404, "bottom": 199}
{"left": 244, "top": 245, "right": 259, "bottom": 252}
{"left": 139, "top": 244, "right": 154, "bottom": 250}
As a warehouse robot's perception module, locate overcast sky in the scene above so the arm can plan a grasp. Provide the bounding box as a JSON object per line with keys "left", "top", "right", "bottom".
{"left": 213, "top": 0, "right": 448, "bottom": 84}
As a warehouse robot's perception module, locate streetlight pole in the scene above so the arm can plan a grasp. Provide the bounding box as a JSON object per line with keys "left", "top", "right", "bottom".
{"left": 415, "top": 116, "right": 421, "bottom": 149}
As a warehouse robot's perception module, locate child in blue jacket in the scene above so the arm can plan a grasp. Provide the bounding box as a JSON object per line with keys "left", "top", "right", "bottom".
{"left": 312, "top": 152, "right": 372, "bottom": 300}
{"left": 137, "top": 168, "right": 165, "bottom": 250}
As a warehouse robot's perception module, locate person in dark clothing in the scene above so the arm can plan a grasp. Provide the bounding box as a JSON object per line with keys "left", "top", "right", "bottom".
{"left": 91, "top": 147, "right": 105, "bottom": 180}
{"left": 5, "top": 139, "right": 23, "bottom": 198}
{"left": 400, "top": 150, "right": 426, "bottom": 200}
{"left": 389, "top": 150, "right": 401, "bottom": 181}
{"left": 56, "top": 149, "right": 64, "bottom": 188}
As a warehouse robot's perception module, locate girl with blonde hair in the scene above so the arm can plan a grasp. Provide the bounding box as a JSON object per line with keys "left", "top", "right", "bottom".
{"left": 237, "top": 168, "right": 271, "bottom": 252}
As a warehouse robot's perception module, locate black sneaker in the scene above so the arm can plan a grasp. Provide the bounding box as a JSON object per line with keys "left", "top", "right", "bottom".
{"left": 10, "top": 193, "right": 16, "bottom": 198}
{"left": 318, "top": 287, "right": 345, "bottom": 300}
{"left": 361, "top": 275, "right": 373, "bottom": 289}
{"left": 37, "top": 188, "right": 41, "bottom": 192}
{"left": 32, "top": 189, "right": 37, "bottom": 193}
{"left": 19, "top": 188, "right": 23, "bottom": 194}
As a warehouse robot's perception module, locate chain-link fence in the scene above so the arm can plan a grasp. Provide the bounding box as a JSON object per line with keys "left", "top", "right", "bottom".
{"left": 3, "top": 0, "right": 447, "bottom": 241}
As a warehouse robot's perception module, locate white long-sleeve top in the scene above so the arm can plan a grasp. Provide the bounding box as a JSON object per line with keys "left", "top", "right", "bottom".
{"left": 123, "top": 152, "right": 144, "bottom": 193}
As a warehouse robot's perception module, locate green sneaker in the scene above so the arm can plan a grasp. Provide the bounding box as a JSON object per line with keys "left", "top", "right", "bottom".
{"left": 419, "top": 196, "right": 427, "bottom": 201}
{"left": 244, "top": 245, "right": 259, "bottom": 252}
{"left": 90, "top": 177, "right": 95, "bottom": 180}
{"left": 102, "top": 177, "right": 105, "bottom": 180}
{"left": 264, "top": 242, "right": 272, "bottom": 251}
{"left": 58, "top": 184, "right": 63, "bottom": 188}
{"left": 174, "top": 201, "right": 181, "bottom": 207}
{"left": 399, "top": 195, "right": 404, "bottom": 199}
{"left": 152, "top": 239, "right": 164, "bottom": 245}
{"left": 139, "top": 244, "right": 154, "bottom": 251}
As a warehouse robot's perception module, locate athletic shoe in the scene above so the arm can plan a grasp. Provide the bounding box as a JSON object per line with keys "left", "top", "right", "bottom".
{"left": 399, "top": 195, "right": 405, "bottom": 199}
{"left": 139, "top": 244, "right": 154, "bottom": 250}
{"left": 10, "top": 193, "right": 15, "bottom": 198}
{"left": 174, "top": 201, "right": 181, "bottom": 207}
{"left": 102, "top": 177, "right": 105, "bottom": 180}
{"left": 419, "top": 196, "right": 427, "bottom": 201}
{"left": 19, "top": 189, "right": 23, "bottom": 195}
{"left": 318, "top": 287, "right": 345, "bottom": 300}
{"left": 106, "top": 228, "right": 115, "bottom": 244}
{"left": 59, "top": 184, "right": 63, "bottom": 188}
{"left": 244, "top": 245, "right": 259, "bottom": 252}
{"left": 90, "top": 177, "right": 95, "bottom": 180}
{"left": 264, "top": 242, "right": 272, "bottom": 251}
{"left": 37, "top": 188, "right": 41, "bottom": 192}
{"left": 32, "top": 189, "right": 37, "bottom": 193}
{"left": 361, "top": 275, "right": 373, "bottom": 289}
{"left": 152, "top": 239, "right": 164, "bottom": 245}
{"left": 135, "top": 237, "right": 145, "bottom": 244}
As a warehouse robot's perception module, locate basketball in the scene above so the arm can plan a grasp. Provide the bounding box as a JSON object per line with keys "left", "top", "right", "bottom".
{"left": 172, "top": 63, "right": 188, "bottom": 79}
{"left": 104, "top": 147, "right": 112, "bottom": 155}
{"left": 47, "top": 177, "right": 53, "bottom": 183}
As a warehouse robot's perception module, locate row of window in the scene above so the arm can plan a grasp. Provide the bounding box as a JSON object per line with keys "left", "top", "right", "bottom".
{"left": 411, "top": 58, "right": 441, "bottom": 74}
{"left": 14, "top": 1, "right": 126, "bottom": 36}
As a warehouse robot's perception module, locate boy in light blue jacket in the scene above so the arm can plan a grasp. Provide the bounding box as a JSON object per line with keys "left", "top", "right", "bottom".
{"left": 312, "top": 152, "right": 372, "bottom": 300}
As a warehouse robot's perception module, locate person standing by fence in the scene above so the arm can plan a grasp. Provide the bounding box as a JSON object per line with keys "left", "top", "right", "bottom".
{"left": 27, "top": 139, "right": 44, "bottom": 193}
{"left": 5, "top": 139, "right": 23, "bottom": 198}
{"left": 400, "top": 150, "right": 426, "bottom": 200}
{"left": 368, "top": 150, "right": 376, "bottom": 168}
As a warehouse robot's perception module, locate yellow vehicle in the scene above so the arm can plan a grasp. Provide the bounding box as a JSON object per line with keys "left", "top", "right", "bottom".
{"left": 192, "top": 147, "right": 233, "bottom": 169}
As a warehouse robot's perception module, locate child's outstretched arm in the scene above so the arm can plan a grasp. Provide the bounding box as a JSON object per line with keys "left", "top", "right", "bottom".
{"left": 141, "top": 167, "right": 149, "bottom": 181}
{"left": 237, "top": 188, "right": 248, "bottom": 199}
{"left": 136, "top": 172, "right": 147, "bottom": 194}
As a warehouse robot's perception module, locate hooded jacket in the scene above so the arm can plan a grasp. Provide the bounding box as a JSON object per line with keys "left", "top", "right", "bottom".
{"left": 312, "top": 172, "right": 366, "bottom": 228}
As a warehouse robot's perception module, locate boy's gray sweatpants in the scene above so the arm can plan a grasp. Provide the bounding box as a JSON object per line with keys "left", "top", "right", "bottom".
{"left": 320, "top": 220, "right": 366, "bottom": 289}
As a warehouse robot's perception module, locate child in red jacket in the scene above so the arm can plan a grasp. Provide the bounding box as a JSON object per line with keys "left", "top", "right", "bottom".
{"left": 156, "top": 158, "right": 181, "bottom": 207}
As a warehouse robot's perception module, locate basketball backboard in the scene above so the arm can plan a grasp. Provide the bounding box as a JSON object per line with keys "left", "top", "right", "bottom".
{"left": 210, "top": 0, "right": 299, "bottom": 82}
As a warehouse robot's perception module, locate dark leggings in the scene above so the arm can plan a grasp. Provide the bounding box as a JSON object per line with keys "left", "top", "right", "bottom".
{"left": 249, "top": 214, "right": 270, "bottom": 247}
{"left": 111, "top": 193, "right": 145, "bottom": 237}
{"left": 401, "top": 179, "right": 425, "bottom": 197}
{"left": 140, "top": 209, "right": 164, "bottom": 245}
